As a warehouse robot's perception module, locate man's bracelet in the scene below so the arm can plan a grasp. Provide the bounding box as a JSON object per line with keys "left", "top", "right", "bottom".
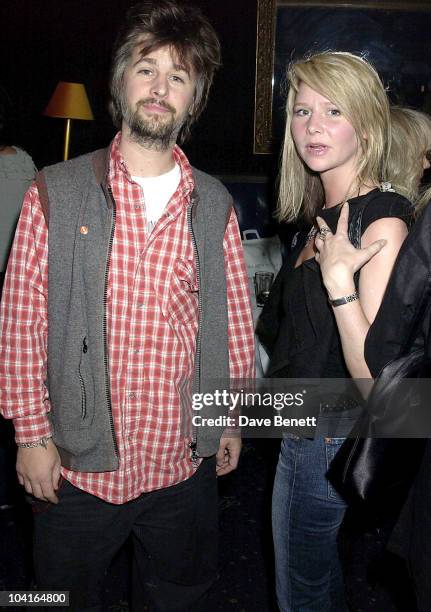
{"left": 16, "top": 436, "right": 52, "bottom": 449}
{"left": 329, "top": 291, "right": 359, "bottom": 307}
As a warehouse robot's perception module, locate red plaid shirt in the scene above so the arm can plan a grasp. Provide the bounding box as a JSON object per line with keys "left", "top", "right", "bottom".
{"left": 0, "top": 134, "right": 255, "bottom": 503}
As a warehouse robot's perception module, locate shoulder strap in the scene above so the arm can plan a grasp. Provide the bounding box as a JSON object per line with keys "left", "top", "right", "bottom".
{"left": 35, "top": 170, "right": 50, "bottom": 228}
{"left": 348, "top": 190, "right": 388, "bottom": 288}
{"left": 34, "top": 148, "right": 110, "bottom": 229}
{"left": 92, "top": 148, "right": 109, "bottom": 185}
{"left": 191, "top": 169, "right": 233, "bottom": 231}
{"left": 225, "top": 198, "right": 233, "bottom": 230}
{"left": 347, "top": 190, "right": 384, "bottom": 249}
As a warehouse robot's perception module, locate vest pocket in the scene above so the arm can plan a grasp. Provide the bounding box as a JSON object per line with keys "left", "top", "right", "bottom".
{"left": 78, "top": 373, "right": 87, "bottom": 419}
{"left": 55, "top": 336, "right": 95, "bottom": 431}
{"left": 77, "top": 337, "right": 91, "bottom": 423}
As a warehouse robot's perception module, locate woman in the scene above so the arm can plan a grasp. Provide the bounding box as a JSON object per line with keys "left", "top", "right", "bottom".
{"left": 387, "top": 106, "right": 431, "bottom": 212}
{"left": 0, "top": 86, "right": 36, "bottom": 289}
{"left": 0, "top": 86, "right": 35, "bottom": 513}
{"left": 258, "top": 52, "right": 412, "bottom": 612}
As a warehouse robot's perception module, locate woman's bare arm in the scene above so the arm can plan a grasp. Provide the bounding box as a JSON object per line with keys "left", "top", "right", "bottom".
{"left": 315, "top": 203, "right": 407, "bottom": 378}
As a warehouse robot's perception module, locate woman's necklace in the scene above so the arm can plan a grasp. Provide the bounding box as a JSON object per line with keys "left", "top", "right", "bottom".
{"left": 323, "top": 186, "right": 361, "bottom": 210}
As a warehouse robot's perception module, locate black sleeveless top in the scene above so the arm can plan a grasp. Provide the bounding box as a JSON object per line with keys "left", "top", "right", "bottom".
{"left": 257, "top": 189, "right": 413, "bottom": 379}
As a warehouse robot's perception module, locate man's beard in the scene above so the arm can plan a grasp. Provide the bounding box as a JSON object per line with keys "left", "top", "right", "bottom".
{"left": 121, "top": 97, "right": 186, "bottom": 151}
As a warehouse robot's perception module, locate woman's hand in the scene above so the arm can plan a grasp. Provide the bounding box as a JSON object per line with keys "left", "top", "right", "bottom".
{"left": 314, "top": 203, "right": 386, "bottom": 298}
{"left": 313, "top": 201, "right": 407, "bottom": 380}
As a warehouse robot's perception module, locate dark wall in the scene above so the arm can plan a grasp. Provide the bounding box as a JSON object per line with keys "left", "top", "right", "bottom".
{"left": 0, "top": 0, "right": 274, "bottom": 177}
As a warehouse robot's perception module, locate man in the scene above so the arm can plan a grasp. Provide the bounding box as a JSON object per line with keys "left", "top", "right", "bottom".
{"left": 0, "top": 1, "right": 255, "bottom": 610}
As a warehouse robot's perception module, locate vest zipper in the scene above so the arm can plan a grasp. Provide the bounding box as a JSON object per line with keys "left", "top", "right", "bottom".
{"left": 103, "top": 185, "right": 119, "bottom": 458}
{"left": 79, "top": 337, "right": 88, "bottom": 419}
{"left": 187, "top": 198, "right": 200, "bottom": 466}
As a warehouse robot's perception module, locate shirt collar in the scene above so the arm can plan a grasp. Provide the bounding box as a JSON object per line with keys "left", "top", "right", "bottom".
{"left": 108, "top": 132, "right": 195, "bottom": 199}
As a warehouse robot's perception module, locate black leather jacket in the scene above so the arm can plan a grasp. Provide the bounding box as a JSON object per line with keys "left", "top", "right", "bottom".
{"left": 365, "top": 203, "right": 431, "bottom": 376}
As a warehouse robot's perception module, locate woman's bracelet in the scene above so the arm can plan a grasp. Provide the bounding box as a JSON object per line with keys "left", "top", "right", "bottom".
{"left": 329, "top": 291, "right": 359, "bottom": 307}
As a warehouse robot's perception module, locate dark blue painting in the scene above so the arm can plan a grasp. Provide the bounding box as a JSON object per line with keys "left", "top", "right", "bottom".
{"left": 255, "top": 1, "right": 431, "bottom": 153}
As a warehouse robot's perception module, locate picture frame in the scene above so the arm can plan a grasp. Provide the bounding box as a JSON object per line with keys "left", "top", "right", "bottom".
{"left": 254, "top": 0, "right": 431, "bottom": 154}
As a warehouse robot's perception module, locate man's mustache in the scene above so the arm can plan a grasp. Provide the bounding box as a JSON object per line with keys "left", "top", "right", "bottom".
{"left": 137, "top": 98, "right": 176, "bottom": 114}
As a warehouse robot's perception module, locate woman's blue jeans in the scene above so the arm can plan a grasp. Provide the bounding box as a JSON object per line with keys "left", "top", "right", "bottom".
{"left": 272, "top": 435, "right": 348, "bottom": 612}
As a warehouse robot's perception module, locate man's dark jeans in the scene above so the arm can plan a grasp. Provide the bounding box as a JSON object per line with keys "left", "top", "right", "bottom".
{"left": 33, "top": 457, "right": 218, "bottom": 611}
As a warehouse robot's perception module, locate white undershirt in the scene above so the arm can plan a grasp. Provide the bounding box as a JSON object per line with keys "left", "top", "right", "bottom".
{"left": 132, "top": 163, "right": 181, "bottom": 233}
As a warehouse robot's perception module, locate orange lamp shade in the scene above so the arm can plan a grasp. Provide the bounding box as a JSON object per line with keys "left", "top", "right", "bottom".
{"left": 44, "top": 82, "right": 94, "bottom": 120}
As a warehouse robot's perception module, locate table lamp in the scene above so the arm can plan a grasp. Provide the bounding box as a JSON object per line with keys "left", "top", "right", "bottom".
{"left": 44, "top": 82, "right": 94, "bottom": 161}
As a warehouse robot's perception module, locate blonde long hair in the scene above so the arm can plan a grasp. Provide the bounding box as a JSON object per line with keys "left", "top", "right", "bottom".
{"left": 388, "top": 106, "right": 431, "bottom": 213}
{"left": 277, "top": 51, "right": 390, "bottom": 223}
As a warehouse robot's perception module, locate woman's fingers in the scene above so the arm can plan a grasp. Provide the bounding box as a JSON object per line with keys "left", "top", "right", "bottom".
{"left": 315, "top": 217, "right": 332, "bottom": 250}
{"left": 336, "top": 202, "right": 349, "bottom": 235}
{"left": 315, "top": 216, "right": 332, "bottom": 234}
{"left": 316, "top": 202, "right": 350, "bottom": 241}
{"left": 354, "top": 239, "right": 387, "bottom": 269}
{"left": 23, "top": 478, "right": 33, "bottom": 496}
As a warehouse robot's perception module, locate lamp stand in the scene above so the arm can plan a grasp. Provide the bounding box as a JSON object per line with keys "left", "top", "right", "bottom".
{"left": 63, "top": 118, "right": 72, "bottom": 161}
{"left": 44, "top": 82, "right": 94, "bottom": 162}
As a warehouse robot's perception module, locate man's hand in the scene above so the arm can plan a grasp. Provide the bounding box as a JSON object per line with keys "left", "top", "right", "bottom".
{"left": 16, "top": 439, "right": 61, "bottom": 503}
{"left": 216, "top": 436, "right": 241, "bottom": 476}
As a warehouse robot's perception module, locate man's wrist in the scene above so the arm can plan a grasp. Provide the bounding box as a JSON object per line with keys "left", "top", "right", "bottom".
{"left": 16, "top": 435, "right": 53, "bottom": 449}
{"left": 223, "top": 428, "right": 241, "bottom": 436}
{"left": 13, "top": 413, "right": 53, "bottom": 444}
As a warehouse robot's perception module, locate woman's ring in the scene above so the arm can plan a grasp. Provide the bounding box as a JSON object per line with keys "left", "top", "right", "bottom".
{"left": 318, "top": 226, "right": 332, "bottom": 241}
